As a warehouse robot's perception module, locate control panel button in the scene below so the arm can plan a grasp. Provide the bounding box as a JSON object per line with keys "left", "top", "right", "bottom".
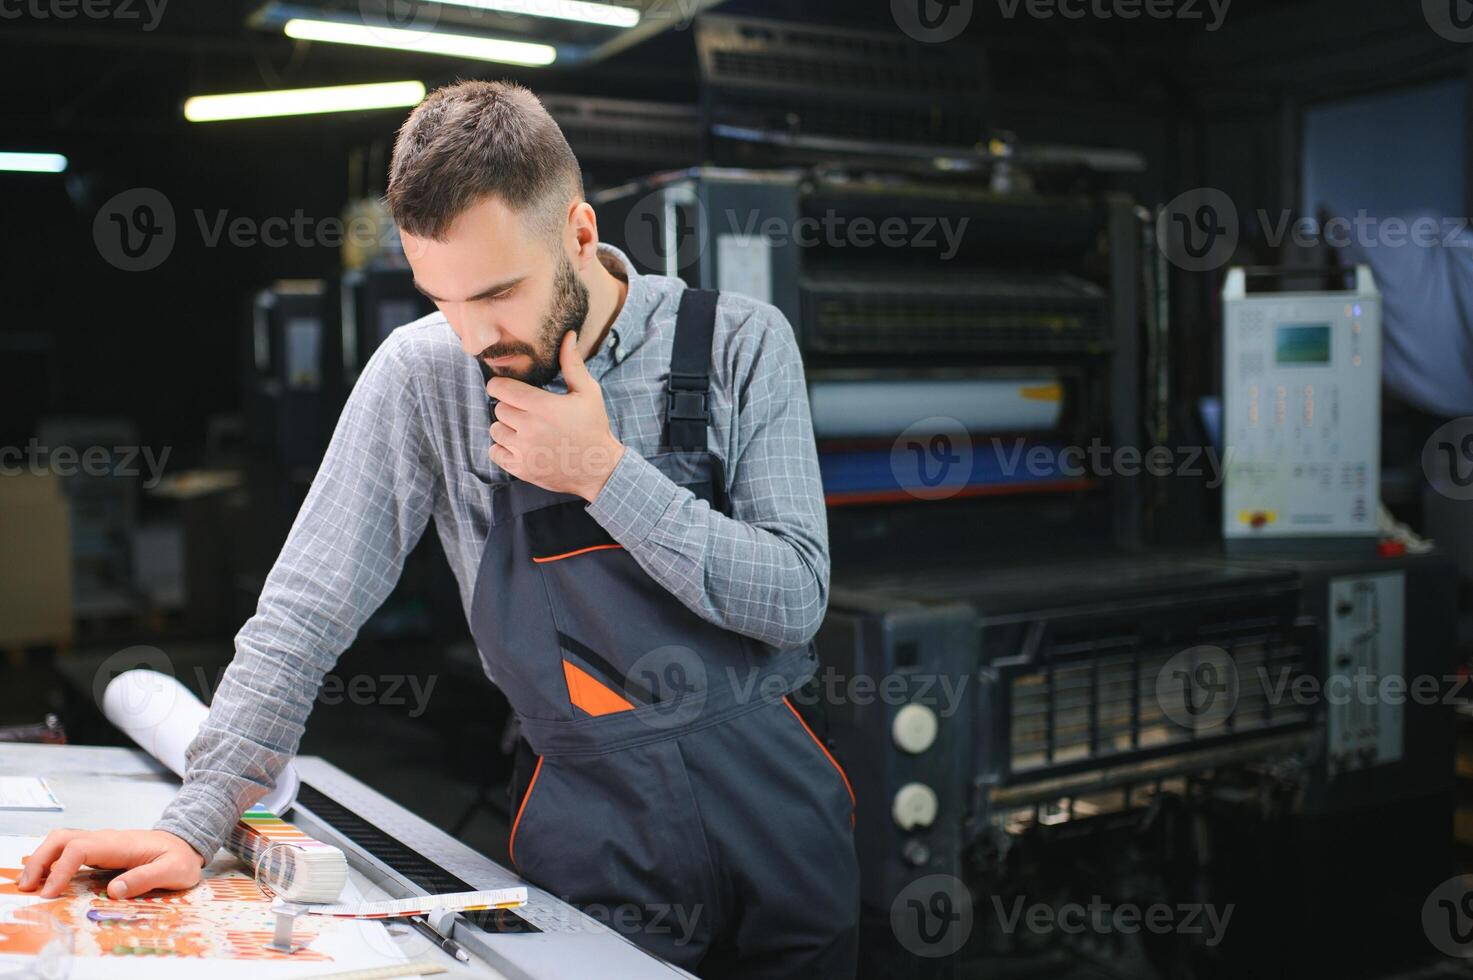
{"left": 902, "top": 839, "right": 932, "bottom": 867}
{"left": 893, "top": 782, "right": 939, "bottom": 830}
{"left": 892, "top": 703, "right": 939, "bottom": 754}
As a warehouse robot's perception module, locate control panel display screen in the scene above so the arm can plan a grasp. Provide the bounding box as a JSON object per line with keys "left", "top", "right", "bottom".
{"left": 1275, "top": 323, "right": 1332, "bottom": 365}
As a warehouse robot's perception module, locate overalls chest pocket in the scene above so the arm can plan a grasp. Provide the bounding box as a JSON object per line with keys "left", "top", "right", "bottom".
{"left": 514, "top": 450, "right": 740, "bottom": 724}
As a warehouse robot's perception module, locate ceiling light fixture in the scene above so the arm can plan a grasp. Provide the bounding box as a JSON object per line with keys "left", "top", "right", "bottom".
{"left": 184, "top": 80, "right": 428, "bottom": 122}
{"left": 437, "top": 0, "right": 639, "bottom": 29}
{"left": 283, "top": 18, "right": 558, "bottom": 65}
{"left": 0, "top": 152, "right": 68, "bottom": 173}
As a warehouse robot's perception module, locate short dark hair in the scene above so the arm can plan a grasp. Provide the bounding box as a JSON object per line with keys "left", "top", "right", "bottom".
{"left": 386, "top": 80, "right": 583, "bottom": 243}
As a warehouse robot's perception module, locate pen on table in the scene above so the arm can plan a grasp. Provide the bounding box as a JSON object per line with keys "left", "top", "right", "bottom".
{"left": 407, "top": 914, "right": 471, "bottom": 964}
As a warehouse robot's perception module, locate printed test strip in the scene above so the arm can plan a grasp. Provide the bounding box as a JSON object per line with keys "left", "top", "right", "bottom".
{"left": 302, "top": 888, "right": 528, "bottom": 919}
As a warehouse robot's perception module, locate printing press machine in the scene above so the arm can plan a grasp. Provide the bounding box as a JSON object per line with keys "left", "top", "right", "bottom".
{"left": 817, "top": 550, "right": 1457, "bottom": 979}
{"left": 594, "top": 19, "right": 1462, "bottom": 977}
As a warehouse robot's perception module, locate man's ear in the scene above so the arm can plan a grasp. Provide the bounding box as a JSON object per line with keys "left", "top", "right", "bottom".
{"left": 569, "top": 201, "right": 600, "bottom": 267}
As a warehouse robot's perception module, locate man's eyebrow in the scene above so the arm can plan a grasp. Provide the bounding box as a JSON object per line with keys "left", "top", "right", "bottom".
{"left": 412, "top": 275, "right": 526, "bottom": 304}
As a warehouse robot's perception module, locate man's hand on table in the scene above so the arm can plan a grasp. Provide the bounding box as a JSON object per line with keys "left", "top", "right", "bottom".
{"left": 16, "top": 828, "right": 206, "bottom": 899}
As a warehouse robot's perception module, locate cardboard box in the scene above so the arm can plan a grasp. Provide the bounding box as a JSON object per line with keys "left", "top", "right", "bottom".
{"left": 0, "top": 472, "right": 73, "bottom": 648}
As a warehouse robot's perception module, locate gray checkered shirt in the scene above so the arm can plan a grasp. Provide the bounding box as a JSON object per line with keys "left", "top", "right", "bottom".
{"left": 154, "top": 244, "right": 830, "bottom": 861}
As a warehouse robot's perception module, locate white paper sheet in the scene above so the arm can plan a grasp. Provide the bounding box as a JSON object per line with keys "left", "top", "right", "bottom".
{"left": 0, "top": 778, "right": 62, "bottom": 812}
{"left": 0, "top": 835, "right": 410, "bottom": 978}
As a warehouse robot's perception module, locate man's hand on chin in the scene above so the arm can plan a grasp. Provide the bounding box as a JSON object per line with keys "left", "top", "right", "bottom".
{"left": 487, "top": 331, "right": 627, "bottom": 502}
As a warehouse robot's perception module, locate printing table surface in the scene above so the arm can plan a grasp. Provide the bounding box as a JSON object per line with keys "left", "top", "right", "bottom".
{"left": 0, "top": 742, "right": 507, "bottom": 978}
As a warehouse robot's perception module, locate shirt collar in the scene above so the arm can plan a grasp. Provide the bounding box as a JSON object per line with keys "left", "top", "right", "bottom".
{"left": 586, "top": 243, "right": 649, "bottom": 373}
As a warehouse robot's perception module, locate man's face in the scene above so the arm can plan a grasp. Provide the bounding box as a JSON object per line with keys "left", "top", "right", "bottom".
{"left": 402, "top": 195, "right": 589, "bottom": 389}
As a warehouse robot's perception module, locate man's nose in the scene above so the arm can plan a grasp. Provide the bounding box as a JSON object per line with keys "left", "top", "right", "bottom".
{"left": 451, "top": 314, "right": 501, "bottom": 358}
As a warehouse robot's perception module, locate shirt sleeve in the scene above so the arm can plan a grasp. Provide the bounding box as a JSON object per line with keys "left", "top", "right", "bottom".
{"left": 154, "top": 333, "right": 439, "bottom": 861}
{"left": 585, "top": 302, "right": 829, "bottom": 651}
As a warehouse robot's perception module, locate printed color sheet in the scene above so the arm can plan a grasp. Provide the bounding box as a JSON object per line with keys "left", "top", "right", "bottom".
{"left": 0, "top": 835, "right": 412, "bottom": 978}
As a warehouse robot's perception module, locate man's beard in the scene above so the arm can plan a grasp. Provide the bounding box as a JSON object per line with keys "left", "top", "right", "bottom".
{"left": 479, "top": 254, "right": 590, "bottom": 389}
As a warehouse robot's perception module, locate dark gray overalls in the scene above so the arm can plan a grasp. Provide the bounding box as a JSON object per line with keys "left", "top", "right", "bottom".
{"left": 469, "top": 289, "right": 859, "bottom": 977}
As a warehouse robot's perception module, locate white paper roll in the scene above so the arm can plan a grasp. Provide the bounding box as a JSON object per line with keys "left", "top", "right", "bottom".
{"left": 102, "top": 669, "right": 300, "bottom": 815}
{"left": 809, "top": 377, "right": 1064, "bottom": 439}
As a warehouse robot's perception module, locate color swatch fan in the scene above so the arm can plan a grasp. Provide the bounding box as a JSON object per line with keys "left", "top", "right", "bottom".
{"left": 230, "top": 808, "right": 349, "bottom": 904}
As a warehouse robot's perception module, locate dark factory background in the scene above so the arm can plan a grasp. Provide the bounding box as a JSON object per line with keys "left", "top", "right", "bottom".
{"left": 3, "top": 1, "right": 1473, "bottom": 977}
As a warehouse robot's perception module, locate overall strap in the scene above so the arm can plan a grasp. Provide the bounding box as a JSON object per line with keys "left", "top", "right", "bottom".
{"left": 666, "top": 288, "right": 719, "bottom": 453}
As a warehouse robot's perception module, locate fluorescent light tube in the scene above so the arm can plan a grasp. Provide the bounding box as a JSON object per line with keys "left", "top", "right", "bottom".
{"left": 283, "top": 18, "right": 558, "bottom": 65}
{"left": 438, "top": 0, "right": 640, "bottom": 28}
{"left": 184, "top": 81, "right": 428, "bottom": 123}
{"left": 0, "top": 152, "right": 68, "bottom": 173}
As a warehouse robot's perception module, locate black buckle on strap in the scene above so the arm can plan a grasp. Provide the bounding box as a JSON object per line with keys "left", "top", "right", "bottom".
{"left": 666, "top": 289, "right": 718, "bottom": 452}
{"left": 668, "top": 369, "right": 709, "bottom": 424}
{"left": 667, "top": 388, "right": 709, "bottom": 422}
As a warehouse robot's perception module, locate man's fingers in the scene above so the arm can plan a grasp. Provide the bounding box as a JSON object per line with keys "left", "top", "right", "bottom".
{"left": 18, "top": 829, "right": 80, "bottom": 891}
{"left": 39, "top": 840, "right": 90, "bottom": 897}
{"left": 490, "top": 443, "right": 518, "bottom": 474}
{"left": 108, "top": 856, "right": 190, "bottom": 899}
{"left": 486, "top": 377, "right": 549, "bottom": 409}
{"left": 20, "top": 830, "right": 202, "bottom": 900}
{"left": 492, "top": 400, "right": 528, "bottom": 424}
{"left": 559, "top": 331, "right": 593, "bottom": 391}
{"left": 490, "top": 420, "right": 516, "bottom": 444}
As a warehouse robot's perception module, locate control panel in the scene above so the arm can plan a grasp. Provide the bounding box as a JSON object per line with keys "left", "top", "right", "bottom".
{"left": 1325, "top": 572, "right": 1405, "bottom": 774}
{"left": 1222, "top": 266, "right": 1380, "bottom": 544}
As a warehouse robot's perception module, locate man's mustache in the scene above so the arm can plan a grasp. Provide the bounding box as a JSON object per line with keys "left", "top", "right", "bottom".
{"left": 478, "top": 341, "right": 536, "bottom": 361}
